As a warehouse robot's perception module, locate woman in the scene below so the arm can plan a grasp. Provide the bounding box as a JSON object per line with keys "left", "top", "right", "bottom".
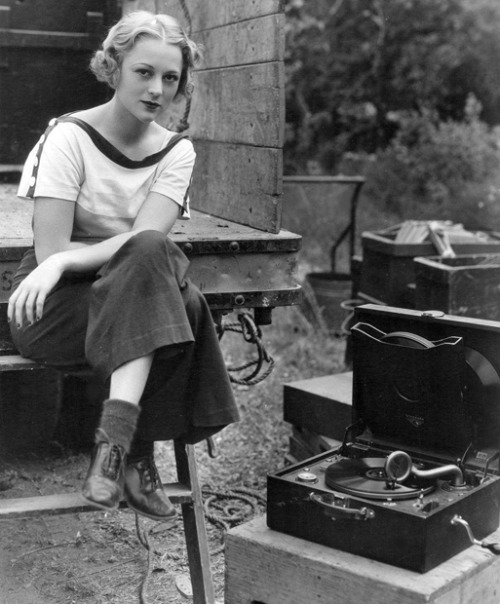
{"left": 7, "top": 11, "right": 239, "bottom": 521}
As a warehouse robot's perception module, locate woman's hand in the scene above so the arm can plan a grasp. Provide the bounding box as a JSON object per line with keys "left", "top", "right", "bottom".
{"left": 8, "top": 256, "right": 64, "bottom": 327}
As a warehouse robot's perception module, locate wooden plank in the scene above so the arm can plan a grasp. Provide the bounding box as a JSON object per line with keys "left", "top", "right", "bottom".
{"left": 171, "top": 210, "right": 295, "bottom": 248}
{"left": 284, "top": 175, "right": 366, "bottom": 185}
{"left": 0, "top": 354, "right": 51, "bottom": 370}
{"left": 191, "top": 142, "right": 282, "bottom": 232}
{"left": 195, "top": 14, "right": 284, "bottom": 70}
{"left": 0, "top": 190, "right": 297, "bottom": 247}
{"left": 126, "top": 0, "right": 282, "bottom": 30}
{"left": 190, "top": 62, "right": 283, "bottom": 148}
{"left": 225, "top": 516, "right": 500, "bottom": 604}
{"left": 174, "top": 442, "right": 215, "bottom": 604}
{"left": 3, "top": 0, "right": 106, "bottom": 33}
{"left": 0, "top": 483, "right": 193, "bottom": 518}
{"left": 186, "top": 251, "right": 297, "bottom": 294}
{"left": 0, "top": 30, "right": 102, "bottom": 50}
{"left": 283, "top": 372, "right": 353, "bottom": 441}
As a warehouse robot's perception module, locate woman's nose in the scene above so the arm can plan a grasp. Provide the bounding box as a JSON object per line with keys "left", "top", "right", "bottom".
{"left": 148, "top": 76, "right": 162, "bottom": 96}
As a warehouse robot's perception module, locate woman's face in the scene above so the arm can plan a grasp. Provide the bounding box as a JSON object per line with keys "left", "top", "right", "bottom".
{"left": 115, "top": 37, "right": 183, "bottom": 123}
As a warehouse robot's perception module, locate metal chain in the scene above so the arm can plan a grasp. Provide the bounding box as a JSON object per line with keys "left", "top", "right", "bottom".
{"left": 219, "top": 313, "right": 275, "bottom": 385}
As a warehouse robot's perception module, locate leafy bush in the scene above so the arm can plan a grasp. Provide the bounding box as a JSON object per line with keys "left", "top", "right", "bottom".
{"left": 284, "top": 0, "right": 500, "bottom": 174}
{"left": 364, "top": 97, "right": 500, "bottom": 230}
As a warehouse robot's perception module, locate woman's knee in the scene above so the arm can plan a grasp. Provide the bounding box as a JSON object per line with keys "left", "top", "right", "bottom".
{"left": 123, "top": 230, "right": 166, "bottom": 259}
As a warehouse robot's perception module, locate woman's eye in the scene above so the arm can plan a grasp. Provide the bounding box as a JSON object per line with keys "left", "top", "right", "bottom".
{"left": 137, "top": 69, "right": 151, "bottom": 78}
{"left": 163, "top": 74, "right": 179, "bottom": 82}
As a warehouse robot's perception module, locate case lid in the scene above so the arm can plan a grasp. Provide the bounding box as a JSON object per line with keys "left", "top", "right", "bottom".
{"left": 351, "top": 305, "right": 500, "bottom": 460}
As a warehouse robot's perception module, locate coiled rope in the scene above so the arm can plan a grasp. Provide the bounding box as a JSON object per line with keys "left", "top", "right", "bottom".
{"left": 202, "top": 486, "right": 267, "bottom": 555}
{"left": 219, "top": 312, "right": 275, "bottom": 385}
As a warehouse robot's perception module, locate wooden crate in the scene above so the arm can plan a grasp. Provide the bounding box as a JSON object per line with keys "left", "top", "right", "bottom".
{"left": 225, "top": 516, "right": 500, "bottom": 604}
{"left": 283, "top": 372, "right": 353, "bottom": 441}
{"left": 359, "top": 230, "right": 500, "bottom": 307}
{"left": 415, "top": 254, "right": 500, "bottom": 320}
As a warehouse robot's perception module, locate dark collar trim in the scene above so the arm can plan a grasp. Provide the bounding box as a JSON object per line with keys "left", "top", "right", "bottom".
{"left": 60, "top": 116, "right": 188, "bottom": 169}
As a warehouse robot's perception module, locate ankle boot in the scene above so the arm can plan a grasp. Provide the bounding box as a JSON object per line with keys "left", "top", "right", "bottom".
{"left": 81, "top": 399, "right": 139, "bottom": 510}
{"left": 82, "top": 430, "right": 126, "bottom": 510}
{"left": 124, "top": 455, "right": 176, "bottom": 521}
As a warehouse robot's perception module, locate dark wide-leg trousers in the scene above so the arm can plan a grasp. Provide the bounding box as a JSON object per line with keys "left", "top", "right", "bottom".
{"left": 10, "top": 231, "right": 239, "bottom": 443}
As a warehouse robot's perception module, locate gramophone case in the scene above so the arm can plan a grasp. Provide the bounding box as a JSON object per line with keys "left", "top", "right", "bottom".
{"left": 267, "top": 305, "right": 500, "bottom": 572}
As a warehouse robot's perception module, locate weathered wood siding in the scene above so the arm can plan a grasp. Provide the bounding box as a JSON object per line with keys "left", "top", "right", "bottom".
{"left": 123, "top": 0, "right": 284, "bottom": 233}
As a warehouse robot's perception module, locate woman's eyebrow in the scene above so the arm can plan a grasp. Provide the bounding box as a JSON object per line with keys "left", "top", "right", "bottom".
{"left": 132, "top": 62, "right": 181, "bottom": 75}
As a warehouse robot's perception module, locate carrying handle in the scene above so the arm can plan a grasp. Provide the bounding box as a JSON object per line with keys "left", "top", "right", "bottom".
{"left": 309, "top": 493, "right": 375, "bottom": 521}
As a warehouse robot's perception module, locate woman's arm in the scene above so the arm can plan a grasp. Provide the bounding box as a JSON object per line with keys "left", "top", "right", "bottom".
{"left": 8, "top": 192, "right": 180, "bottom": 326}
{"left": 35, "top": 192, "right": 180, "bottom": 268}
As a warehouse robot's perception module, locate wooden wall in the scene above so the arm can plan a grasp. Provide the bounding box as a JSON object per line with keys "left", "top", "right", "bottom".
{"left": 0, "top": 0, "right": 117, "bottom": 164}
{"left": 122, "top": 0, "right": 284, "bottom": 233}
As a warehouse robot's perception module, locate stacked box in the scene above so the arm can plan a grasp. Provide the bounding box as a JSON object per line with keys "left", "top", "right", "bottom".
{"left": 359, "top": 230, "right": 500, "bottom": 307}
{"left": 415, "top": 254, "right": 500, "bottom": 320}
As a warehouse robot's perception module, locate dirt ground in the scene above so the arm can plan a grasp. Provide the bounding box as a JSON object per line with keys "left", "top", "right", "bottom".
{"left": 0, "top": 443, "right": 232, "bottom": 604}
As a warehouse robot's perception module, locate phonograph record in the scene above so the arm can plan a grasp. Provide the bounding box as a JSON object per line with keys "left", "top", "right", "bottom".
{"left": 267, "top": 304, "right": 500, "bottom": 572}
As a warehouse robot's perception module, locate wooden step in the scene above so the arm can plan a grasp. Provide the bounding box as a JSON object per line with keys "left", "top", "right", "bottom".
{"left": 225, "top": 516, "right": 500, "bottom": 604}
{"left": 0, "top": 349, "right": 104, "bottom": 451}
{"left": 0, "top": 482, "right": 193, "bottom": 518}
{"left": 283, "top": 372, "right": 353, "bottom": 442}
{"left": 0, "top": 354, "right": 53, "bottom": 369}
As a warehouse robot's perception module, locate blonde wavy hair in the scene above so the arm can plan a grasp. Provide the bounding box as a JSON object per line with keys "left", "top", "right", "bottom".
{"left": 90, "top": 11, "right": 201, "bottom": 99}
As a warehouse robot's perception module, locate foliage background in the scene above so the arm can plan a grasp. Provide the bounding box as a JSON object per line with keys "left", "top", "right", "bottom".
{"left": 284, "top": 0, "right": 500, "bottom": 231}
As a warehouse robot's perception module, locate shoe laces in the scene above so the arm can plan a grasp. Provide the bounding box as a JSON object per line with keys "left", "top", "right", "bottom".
{"left": 135, "top": 456, "right": 161, "bottom": 490}
{"left": 96, "top": 429, "right": 126, "bottom": 480}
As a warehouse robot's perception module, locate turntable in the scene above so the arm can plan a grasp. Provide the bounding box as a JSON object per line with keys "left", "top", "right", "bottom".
{"left": 267, "top": 305, "right": 500, "bottom": 572}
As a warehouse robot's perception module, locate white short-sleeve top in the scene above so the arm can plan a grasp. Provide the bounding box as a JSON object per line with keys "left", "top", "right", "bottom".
{"left": 18, "top": 116, "right": 195, "bottom": 243}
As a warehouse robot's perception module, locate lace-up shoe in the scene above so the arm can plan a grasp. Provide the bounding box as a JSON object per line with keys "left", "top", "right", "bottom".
{"left": 124, "top": 456, "right": 176, "bottom": 521}
{"left": 82, "top": 430, "right": 126, "bottom": 510}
